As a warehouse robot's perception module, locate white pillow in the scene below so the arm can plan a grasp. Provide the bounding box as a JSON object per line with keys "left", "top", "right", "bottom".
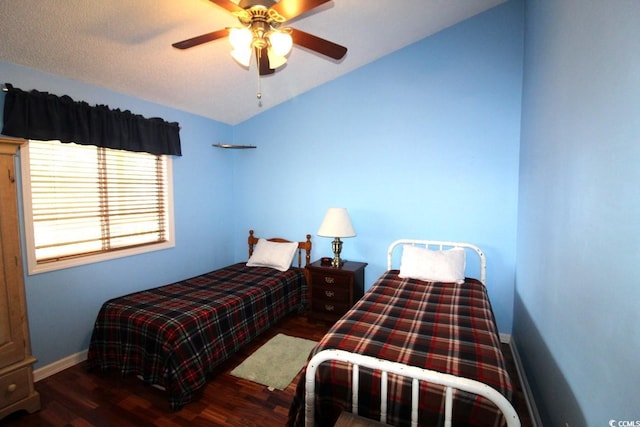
{"left": 246, "top": 238, "right": 298, "bottom": 272}
{"left": 398, "top": 245, "right": 466, "bottom": 284}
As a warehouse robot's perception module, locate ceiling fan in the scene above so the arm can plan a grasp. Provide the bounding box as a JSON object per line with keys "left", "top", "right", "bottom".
{"left": 172, "top": 0, "right": 348, "bottom": 77}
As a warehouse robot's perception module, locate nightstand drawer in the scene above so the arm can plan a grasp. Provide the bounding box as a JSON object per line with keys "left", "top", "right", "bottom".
{"left": 0, "top": 368, "right": 31, "bottom": 408}
{"left": 311, "top": 282, "right": 350, "bottom": 302}
{"left": 311, "top": 299, "right": 351, "bottom": 316}
{"left": 309, "top": 272, "right": 350, "bottom": 287}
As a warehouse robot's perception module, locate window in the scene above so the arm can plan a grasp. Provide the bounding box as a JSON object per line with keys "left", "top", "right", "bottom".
{"left": 21, "top": 140, "right": 174, "bottom": 274}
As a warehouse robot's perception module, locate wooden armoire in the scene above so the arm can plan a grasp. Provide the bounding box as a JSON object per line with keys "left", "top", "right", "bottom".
{"left": 0, "top": 138, "right": 40, "bottom": 419}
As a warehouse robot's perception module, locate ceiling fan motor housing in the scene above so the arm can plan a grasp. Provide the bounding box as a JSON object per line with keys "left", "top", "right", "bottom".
{"left": 236, "top": 7, "right": 280, "bottom": 49}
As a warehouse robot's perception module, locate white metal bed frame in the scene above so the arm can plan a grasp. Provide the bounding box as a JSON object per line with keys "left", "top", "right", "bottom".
{"left": 304, "top": 239, "right": 520, "bottom": 427}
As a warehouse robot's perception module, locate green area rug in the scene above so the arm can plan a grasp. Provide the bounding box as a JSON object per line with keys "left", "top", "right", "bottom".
{"left": 231, "top": 333, "right": 317, "bottom": 390}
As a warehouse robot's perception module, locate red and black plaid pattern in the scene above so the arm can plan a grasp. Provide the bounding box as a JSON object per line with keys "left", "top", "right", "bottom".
{"left": 288, "top": 270, "right": 513, "bottom": 427}
{"left": 87, "top": 263, "right": 306, "bottom": 409}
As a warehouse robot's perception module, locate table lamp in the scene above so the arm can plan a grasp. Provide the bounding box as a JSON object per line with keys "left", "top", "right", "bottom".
{"left": 317, "top": 207, "right": 356, "bottom": 267}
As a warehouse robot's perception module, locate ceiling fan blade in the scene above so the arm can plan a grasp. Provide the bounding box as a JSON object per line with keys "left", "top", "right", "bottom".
{"left": 208, "top": 0, "right": 244, "bottom": 14}
{"left": 257, "top": 47, "right": 275, "bottom": 76}
{"left": 270, "top": 0, "right": 330, "bottom": 21}
{"left": 172, "top": 29, "right": 230, "bottom": 50}
{"left": 290, "top": 29, "right": 347, "bottom": 60}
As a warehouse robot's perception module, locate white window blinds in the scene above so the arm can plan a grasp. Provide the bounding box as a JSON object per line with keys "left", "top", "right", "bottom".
{"left": 22, "top": 140, "right": 174, "bottom": 273}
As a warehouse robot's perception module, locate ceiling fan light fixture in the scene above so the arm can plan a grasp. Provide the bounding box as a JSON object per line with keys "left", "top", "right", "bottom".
{"left": 268, "top": 30, "right": 293, "bottom": 56}
{"left": 229, "top": 27, "right": 252, "bottom": 50}
{"left": 173, "top": 0, "right": 348, "bottom": 83}
{"left": 231, "top": 48, "right": 252, "bottom": 67}
{"left": 267, "top": 47, "right": 287, "bottom": 69}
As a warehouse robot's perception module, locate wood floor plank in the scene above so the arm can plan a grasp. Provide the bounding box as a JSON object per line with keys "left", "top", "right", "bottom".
{"left": 2, "top": 314, "right": 533, "bottom": 426}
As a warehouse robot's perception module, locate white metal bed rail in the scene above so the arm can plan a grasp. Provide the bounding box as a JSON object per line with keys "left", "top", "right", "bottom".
{"left": 304, "top": 349, "right": 520, "bottom": 427}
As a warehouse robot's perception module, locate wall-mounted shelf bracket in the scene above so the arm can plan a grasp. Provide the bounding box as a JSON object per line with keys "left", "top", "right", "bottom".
{"left": 212, "top": 143, "right": 257, "bottom": 149}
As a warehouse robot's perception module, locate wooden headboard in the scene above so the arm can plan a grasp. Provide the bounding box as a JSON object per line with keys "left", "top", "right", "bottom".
{"left": 247, "top": 229, "right": 312, "bottom": 268}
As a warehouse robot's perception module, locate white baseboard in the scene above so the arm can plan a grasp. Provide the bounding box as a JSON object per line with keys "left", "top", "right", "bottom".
{"left": 33, "top": 350, "right": 87, "bottom": 382}
{"left": 508, "top": 336, "right": 543, "bottom": 427}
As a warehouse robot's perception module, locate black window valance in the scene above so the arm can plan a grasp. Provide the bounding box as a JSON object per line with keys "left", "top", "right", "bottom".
{"left": 2, "top": 83, "right": 181, "bottom": 156}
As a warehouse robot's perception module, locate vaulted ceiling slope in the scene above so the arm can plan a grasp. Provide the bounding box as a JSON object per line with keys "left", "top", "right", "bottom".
{"left": 0, "top": 0, "right": 504, "bottom": 125}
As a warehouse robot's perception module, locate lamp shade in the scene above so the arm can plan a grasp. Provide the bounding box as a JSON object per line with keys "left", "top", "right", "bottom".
{"left": 267, "top": 48, "right": 287, "bottom": 69}
{"left": 269, "top": 31, "right": 293, "bottom": 56}
{"left": 317, "top": 208, "right": 356, "bottom": 238}
{"left": 229, "top": 27, "right": 252, "bottom": 50}
{"left": 231, "top": 48, "right": 252, "bottom": 67}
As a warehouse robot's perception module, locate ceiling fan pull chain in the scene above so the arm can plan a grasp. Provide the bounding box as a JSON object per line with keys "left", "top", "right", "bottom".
{"left": 257, "top": 69, "right": 262, "bottom": 101}
{"left": 256, "top": 51, "right": 263, "bottom": 104}
{"left": 257, "top": 75, "right": 262, "bottom": 102}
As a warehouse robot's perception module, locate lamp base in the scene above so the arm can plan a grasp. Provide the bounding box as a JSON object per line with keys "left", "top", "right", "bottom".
{"left": 331, "top": 237, "right": 344, "bottom": 268}
{"left": 331, "top": 256, "right": 344, "bottom": 268}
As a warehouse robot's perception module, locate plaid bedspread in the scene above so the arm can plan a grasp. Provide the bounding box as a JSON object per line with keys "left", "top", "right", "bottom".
{"left": 288, "top": 270, "right": 513, "bottom": 427}
{"left": 87, "top": 262, "right": 306, "bottom": 409}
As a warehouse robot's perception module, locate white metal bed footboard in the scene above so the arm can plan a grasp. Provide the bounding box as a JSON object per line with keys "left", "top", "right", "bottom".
{"left": 304, "top": 349, "right": 521, "bottom": 427}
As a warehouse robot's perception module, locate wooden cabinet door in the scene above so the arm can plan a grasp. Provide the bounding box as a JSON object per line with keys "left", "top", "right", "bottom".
{"left": 0, "top": 152, "right": 27, "bottom": 368}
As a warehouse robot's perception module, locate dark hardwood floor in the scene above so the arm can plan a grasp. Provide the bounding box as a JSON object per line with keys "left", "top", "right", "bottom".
{"left": 2, "top": 314, "right": 533, "bottom": 426}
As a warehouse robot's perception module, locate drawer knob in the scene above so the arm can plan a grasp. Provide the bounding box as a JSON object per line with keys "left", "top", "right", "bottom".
{"left": 325, "top": 290, "right": 335, "bottom": 298}
{"left": 7, "top": 383, "right": 17, "bottom": 393}
{"left": 324, "top": 276, "right": 335, "bottom": 284}
{"left": 325, "top": 304, "right": 335, "bottom": 311}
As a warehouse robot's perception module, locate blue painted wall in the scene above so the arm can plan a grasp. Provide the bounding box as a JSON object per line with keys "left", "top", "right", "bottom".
{"left": 232, "top": 1, "right": 524, "bottom": 335}
{"left": 516, "top": 0, "right": 640, "bottom": 425}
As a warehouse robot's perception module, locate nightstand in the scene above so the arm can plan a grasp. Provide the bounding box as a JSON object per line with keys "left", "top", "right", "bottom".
{"left": 307, "top": 260, "right": 367, "bottom": 323}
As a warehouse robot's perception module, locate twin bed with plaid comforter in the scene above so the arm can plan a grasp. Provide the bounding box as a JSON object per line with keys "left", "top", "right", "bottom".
{"left": 87, "top": 262, "right": 307, "bottom": 409}
{"left": 288, "top": 270, "right": 514, "bottom": 427}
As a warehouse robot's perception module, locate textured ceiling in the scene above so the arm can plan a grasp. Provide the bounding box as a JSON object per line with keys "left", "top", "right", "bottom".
{"left": 0, "top": 0, "right": 504, "bottom": 125}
